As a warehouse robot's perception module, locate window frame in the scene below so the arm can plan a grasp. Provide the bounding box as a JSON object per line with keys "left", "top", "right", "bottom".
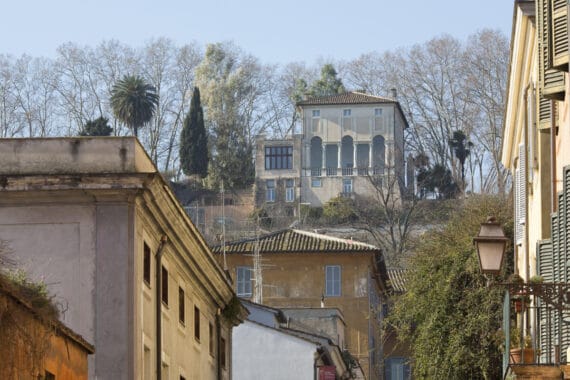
{"left": 266, "top": 179, "right": 276, "bottom": 202}
{"left": 264, "top": 146, "right": 293, "bottom": 170}
{"left": 312, "top": 109, "right": 320, "bottom": 118}
{"left": 374, "top": 108, "right": 383, "bottom": 117}
{"left": 325, "top": 265, "right": 341, "bottom": 297}
{"left": 343, "top": 178, "right": 353, "bottom": 194}
{"left": 236, "top": 266, "right": 253, "bottom": 297}
{"left": 343, "top": 109, "right": 352, "bottom": 117}
{"left": 178, "top": 286, "right": 185, "bottom": 325}
{"left": 161, "top": 266, "right": 169, "bottom": 305}
{"left": 194, "top": 306, "right": 201, "bottom": 341}
{"left": 143, "top": 243, "right": 151, "bottom": 286}
{"left": 285, "top": 179, "right": 295, "bottom": 202}
{"left": 311, "top": 178, "right": 322, "bottom": 187}
{"left": 209, "top": 322, "right": 215, "bottom": 356}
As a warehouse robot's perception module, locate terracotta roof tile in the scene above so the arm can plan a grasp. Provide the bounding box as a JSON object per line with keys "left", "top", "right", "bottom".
{"left": 297, "top": 91, "right": 396, "bottom": 106}
{"left": 387, "top": 269, "right": 408, "bottom": 293}
{"left": 212, "top": 228, "right": 380, "bottom": 254}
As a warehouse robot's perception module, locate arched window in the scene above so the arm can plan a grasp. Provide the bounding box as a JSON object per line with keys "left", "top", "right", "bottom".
{"left": 372, "top": 135, "right": 385, "bottom": 174}
{"left": 310, "top": 137, "right": 323, "bottom": 176}
{"left": 341, "top": 136, "right": 354, "bottom": 172}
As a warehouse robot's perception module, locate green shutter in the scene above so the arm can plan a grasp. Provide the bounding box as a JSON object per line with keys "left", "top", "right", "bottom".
{"left": 551, "top": 0, "right": 569, "bottom": 70}
{"left": 538, "top": 239, "right": 553, "bottom": 362}
{"left": 538, "top": 0, "right": 566, "bottom": 100}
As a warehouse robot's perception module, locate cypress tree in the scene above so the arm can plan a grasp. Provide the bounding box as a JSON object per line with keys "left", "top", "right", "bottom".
{"left": 180, "top": 87, "right": 208, "bottom": 178}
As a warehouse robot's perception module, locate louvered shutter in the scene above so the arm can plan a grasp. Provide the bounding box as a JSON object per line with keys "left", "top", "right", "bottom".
{"left": 515, "top": 145, "right": 527, "bottom": 246}
{"left": 551, "top": 0, "right": 569, "bottom": 69}
{"left": 538, "top": 239, "right": 554, "bottom": 362}
{"left": 515, "top": 168, "right": 522, "bottom": 245}
{"left": 527, "top": 86, "right": 536, "bottom": 183}
{"left": 538, "top": 0, "right": 566, "bottom": 99}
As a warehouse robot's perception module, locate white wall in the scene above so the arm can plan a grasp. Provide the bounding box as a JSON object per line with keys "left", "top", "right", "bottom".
{"left": 233, "top": 321, "right": 316, "bottom": 380}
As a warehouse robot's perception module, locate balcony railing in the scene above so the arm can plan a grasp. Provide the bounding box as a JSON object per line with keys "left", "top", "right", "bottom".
{"left": 306, "top": 167, "right": 385, "bottom": 177}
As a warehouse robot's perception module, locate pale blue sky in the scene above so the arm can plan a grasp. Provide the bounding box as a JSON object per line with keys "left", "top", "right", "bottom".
{"left": 3, "top": 0, "right": 514, "bottom": 64}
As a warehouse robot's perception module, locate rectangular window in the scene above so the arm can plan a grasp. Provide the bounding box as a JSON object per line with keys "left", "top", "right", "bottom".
{"left": 343, "top": 109, "right": 352, "bottom": 117}
{"left": 264, "top": 146, "right": 293, "bottom": 170}
{"left": 143, "top": 243, "right": 151, "bottom": 286}
{"left": 179, "top": 287, "right": 185, "bottom": 324}
{"left": 325, "top": 265, "right": 341, "bottom": 296}
{"left": 220, "top": 337, "right": 227, "bottom": 369}
{"left": 236, "top": 266, "right": 252, "bottom": 297}
{"left": 194, "top": 306, "right": 200, "bottom": 341}
{"left": 312, "top": 109, "right": 320, "bottom": 117}
{"left": 384, "top": 357, "right": 411, "bottom": 380}
{"left": 285, "top": 179, "right": 295, "bottom": 202}
{"left": 311, "top": 178, "right": 322, "bottom": 187}
{"left": 266, "top": 180, "right": 276, "bottom": 202}
{"left": 209, "top": 322, "right": 215, "bottom": 356}
{"left": 161, "top": 266, "right": 168, "bottom": 305}
{"left": 343, "top": 178, "right": 353, "bottom": 194}
{"left": 374, "top": 108, "right": 383, "bottom": 116}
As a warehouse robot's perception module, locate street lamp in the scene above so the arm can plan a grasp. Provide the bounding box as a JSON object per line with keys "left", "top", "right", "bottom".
{"left": 473, "top": 216, "right": 509, "bottom": 276}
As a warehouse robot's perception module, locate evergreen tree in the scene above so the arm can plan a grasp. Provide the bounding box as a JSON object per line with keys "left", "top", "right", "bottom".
{"left": 309, "top": 64, "right": 345, "bottom": 97}
{"left": 449, "top": 130, "right": 473, "bottom": 191}
{"left": 79, "top": 117, "right": 113, "bottom": 136}
{"left": 110, "top": 75, "right": 158, "bottom": 138}
{"left": 180, "top": 87, "right": 208, "bottom": 178}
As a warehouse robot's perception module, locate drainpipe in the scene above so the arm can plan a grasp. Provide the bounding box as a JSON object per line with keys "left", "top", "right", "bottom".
{"left": 155, "top": 235, "right": 168, "bottom": 380}
{"left": 216, "top": 309, "right": 221, "bottom": 380}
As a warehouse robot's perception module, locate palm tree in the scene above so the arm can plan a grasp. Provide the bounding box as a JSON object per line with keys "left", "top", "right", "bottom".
{"left": 110, "top": 75, "right": 159, "bottom": 138}
{"left": 449, "top": 130, "right": 473, "bottom": 192}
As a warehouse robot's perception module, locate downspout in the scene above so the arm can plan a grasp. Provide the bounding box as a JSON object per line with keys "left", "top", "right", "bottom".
{"left": 216, "top": 309, "right": 221, "bottom": 380}
{"left": 155, "top": 235, "right": 168, "bottom": 380}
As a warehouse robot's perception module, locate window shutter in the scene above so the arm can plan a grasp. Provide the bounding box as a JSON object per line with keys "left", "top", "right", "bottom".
{"left": 538, "top": 0, "right": 566, "bottom": 99}
{"left": 515, "top": 144, "right": 527, "bottom": 246}
{"left": 527, "top": 86, "right": 536, "bottom": 183}
{"left": 551, "top": 0, "right": 569, "bottom": 70}
{"left": 515, "top": 168, "right": 522, "bottom": 245}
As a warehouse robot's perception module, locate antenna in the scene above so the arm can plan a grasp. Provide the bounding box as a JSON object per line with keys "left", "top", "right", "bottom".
{"left": 252, "top": 215, "right": 263, "bottom": 303}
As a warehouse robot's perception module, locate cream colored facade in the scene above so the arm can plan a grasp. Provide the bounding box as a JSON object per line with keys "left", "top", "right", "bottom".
{"left": 0, "top": 138, "right": 243, "bottom": 380}
{"left": 255, "top": 92, "right": 408, "bottom": 212}
{"left": 502, "top": 0, "right": 570, "bottom": 370}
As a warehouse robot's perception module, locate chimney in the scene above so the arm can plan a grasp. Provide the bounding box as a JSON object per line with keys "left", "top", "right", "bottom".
{"left": 390, "top": 88, "right": 397, "bottom": 99}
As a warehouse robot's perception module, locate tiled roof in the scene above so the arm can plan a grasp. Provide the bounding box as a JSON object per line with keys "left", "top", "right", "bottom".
{"left": 387, "top": 269, "right": 408, "bottom": 293}
{"left": 296, "top": 91, "right": 396, "bottom": 106}
{"left": 212, "top": 228, "right": 380, "bottom": 254}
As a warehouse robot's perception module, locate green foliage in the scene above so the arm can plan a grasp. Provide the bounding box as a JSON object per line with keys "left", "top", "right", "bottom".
{"left": 250, "top": 207, "right": 272, "bottom": 229}
{"left": 2, "top": 270, "right": 59, "bottom": 320}
{"left": 180, "top": 87, "right": 208, "bottom": 178}
{"left": 195, "top": 43, "right": 256, "bottom": 188}
{"left": 449, "top": 130, "right": 473, "bottom": 188}
{"left": 322, "top": 196, "right": 357, "bottom": 224}
{"left": 417, "top": 164, "right": 459, "bottom": 199}
{"left": 110, "top": 75, "right": 159, "bottom": 137}
{"left": 79, "top": 116, "right": 113, "bottom": 136}
{"left": 301, "top": 204, "right": 323, "bottom": 223}
{"left": 387, "top": 194, "right": 513, "bottom": 379}
{"left": 309, "top": 64, "right": 345, "bottom": 97}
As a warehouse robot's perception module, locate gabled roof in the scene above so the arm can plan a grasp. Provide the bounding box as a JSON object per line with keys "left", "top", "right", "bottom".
{"left": 296, "top": 91, "right": 396, "bottom": 106}
{"left": 212, "top": 228, "right": 380, "bottom": 255}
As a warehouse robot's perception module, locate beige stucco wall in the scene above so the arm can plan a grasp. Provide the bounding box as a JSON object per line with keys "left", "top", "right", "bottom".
{"left": 222, "top": 252, "right": 383, "bottom": 379}
{"left": 0, "top": 138, "right": 237, "bottom": 380}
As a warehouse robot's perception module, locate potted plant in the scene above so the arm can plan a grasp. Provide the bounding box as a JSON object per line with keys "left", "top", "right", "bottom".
{"left": 511, "top": 294, "right": 530, "bottom": 313}
{"left": 509, "top": 328, "right": 535, "bottom": 364}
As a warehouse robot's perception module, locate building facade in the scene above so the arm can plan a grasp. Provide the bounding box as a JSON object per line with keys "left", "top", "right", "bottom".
{"left": 0, "top": 279, "right": 94, "bottom": 380}
{"left": 255, "top": 91, "right": 408, "bottom": 214}
{"left": 502, "top": 0, "right": 569, "bottom": 376}
{"left": 213, "top": 228, "right": 390, "bottom": 379}
{"left": 0, "top": 138, "right": 245, "bottom": 380}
